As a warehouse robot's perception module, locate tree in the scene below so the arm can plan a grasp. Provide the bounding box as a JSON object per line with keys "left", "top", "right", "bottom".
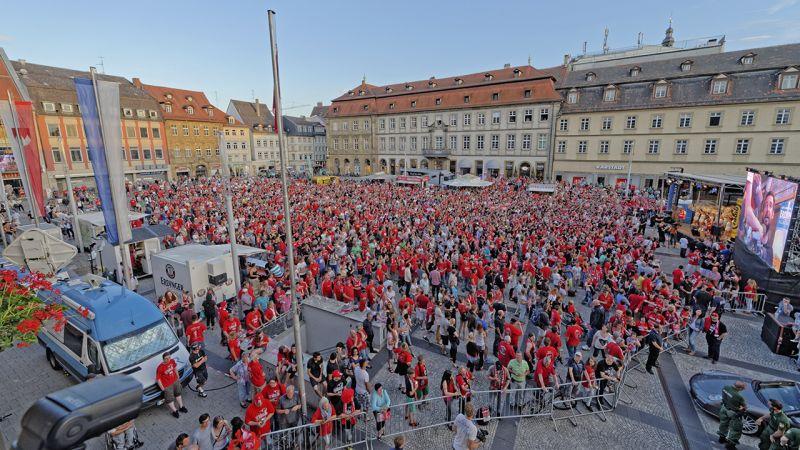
{"left": 0, "top": 269, "right": 64, "bottom": 351}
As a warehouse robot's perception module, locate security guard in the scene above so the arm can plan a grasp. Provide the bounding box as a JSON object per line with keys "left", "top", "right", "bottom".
{"left": 757, "top": 399, "right": 792, "bottom": 450}
{"left": 772, "top": 428, "right": 800, "bottom": 450}
{"left": 718, "top": 381, "right": 747, "bottom": 449}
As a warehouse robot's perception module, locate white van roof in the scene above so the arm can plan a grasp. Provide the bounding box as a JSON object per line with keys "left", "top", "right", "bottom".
{"left": 152, "top": 244, "right": 264, "bottom": 264}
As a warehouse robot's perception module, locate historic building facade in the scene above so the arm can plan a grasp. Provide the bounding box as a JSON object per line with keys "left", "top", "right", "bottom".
{"left": 553, "top": 42, "right": 800, "bottom": 187}
{"left": 227, "top": 99, "right": 279, "bottom": 174}
{"left": 136, "top": 80, "right": 225, "bottom": 179}
{"left": 327, "top": 66, "right": 562, "bottom": 178}
{"left": 222, "top": 115, "right": 251, "bottom": 176}
{"left": 12, "top": 61, "right": 170, "bottom": 191}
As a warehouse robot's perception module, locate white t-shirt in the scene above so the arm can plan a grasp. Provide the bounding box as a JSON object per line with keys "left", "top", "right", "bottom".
{"left": 354, "top": 365, "right": 370, "bottom": 396}
{"left": 453, "top": 414, "right": 477, "bottom": 450}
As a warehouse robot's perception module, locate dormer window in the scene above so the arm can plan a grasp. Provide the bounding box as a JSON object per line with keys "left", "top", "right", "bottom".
{"left": 603, "top": 85, "right": 617, "bottom": 102}
{"left": 566, "top": 89, "right": 578, "bottom": 104}
{"left": 463, "top": 95, "right": 470, "bottom": 104}
{"left": 388, "top": 102, "right": 395, "bottom": 110}
{"left": 165, "top": 93, "right": 173, "bottom": 99}
{"left": 42, "top": 102, "right": 56, "bottom": 112}
{"left": 779, "top": 68, "right": 799, "bottom": 90}
{"left": 123, "top": 108, "right": 133, "bottom": 117}
{"left": 186, "top": 105, "right": 194, "bottom": 115}
{"left": 163, "top": 103, "right": 172, "bottom": 113}
{"left": 585, "top": 72, "right": 596, "bottom": 81}
{"left": 629, "top": 67, "right": 641, "bottom": 77}
{"left": 654, "top": 80, "right": 668, "bottom": 98}
{"left": 332, "top": 107, "right": 339, "bottom": 113}
{"left": 149, "top": 110, "right": 158, "bottom": 118}
{"left": 228, "top": 117, "right": 235, "bottom": 125}
{"left": 410, "top": 100, "right": 417, "bottom": 108}
{"left": 363, "top": 104, "right": 369, "bottom": 111}
{"left": 385, "top": 87, "right": 393, "bottom": 93}
{"left": 405, "top": 84, "right": 413, "bottom": 91}
{"left": 524, "top": 89, "right": 532, "bottom": 98}
{"left": 455, "top": 78, "right": 463, "bottom": 85}
{"left": 61, "top": 103, "right": 73, "bottom": 113}
{"left": 186, "top": 95, "right": 193, "bottom": 102}
{"left": 428, "top": 80, "right": 436, "bottom": 88}
{"left": 207, "top": 108, "right": 213, "bottom": 117}
{"left": 484, "top": 73, "right": 494, "bottom": 81}
{"left": 680, "top": 60, "right": 693, "bottom": 72}
{"left": 435, "top": 98, "right": 442, "bottom": 105}
{"left": 513, "top": 68, "right": 522, "bottom": 78}
{"left": 348, "top": 90, "right": 355, "bottom": 96}
{"left": 740, "top": 53, "right": 756, "bottom": 65}
{"left": 711, "top": 75, "right": 729, "bottom": 95}
{"left": 491, "top": 92, "right": 499, "bottom": 101}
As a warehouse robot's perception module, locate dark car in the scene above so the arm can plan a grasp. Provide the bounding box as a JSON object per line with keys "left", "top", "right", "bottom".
{"left": 690, "top": 370, "right": 800, "bottom": 435}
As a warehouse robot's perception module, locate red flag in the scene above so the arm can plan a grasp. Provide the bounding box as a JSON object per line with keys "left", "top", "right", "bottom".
{"left": 12, "top": 101, "right": 45, "bottom": 217}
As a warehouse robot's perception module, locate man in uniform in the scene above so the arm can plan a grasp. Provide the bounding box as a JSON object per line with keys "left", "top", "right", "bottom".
{"left": 772, "top": 427, "right": 800, "bottom": 450}
{"left": 757, "top": 399, "right": 792, "bottom": 450}
{"left": 717, "top": 381, "right": 746, "bottom": 449}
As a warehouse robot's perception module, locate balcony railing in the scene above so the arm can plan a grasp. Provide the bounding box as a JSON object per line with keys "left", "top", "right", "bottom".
{"left": 421, "top": 148, "right": 451, "bottom": 157}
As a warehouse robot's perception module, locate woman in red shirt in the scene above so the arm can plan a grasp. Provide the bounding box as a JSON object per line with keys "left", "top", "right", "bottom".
{"left": 311, "top": 397, "right": 336, "bottom": 446}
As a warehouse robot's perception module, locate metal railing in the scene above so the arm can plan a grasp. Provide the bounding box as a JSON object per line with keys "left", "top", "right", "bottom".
{"left": 261, "top": 411, "right": 371, "bottom": 450}
{"left": 712, "top": 289, "right": 767, "bottom": 316}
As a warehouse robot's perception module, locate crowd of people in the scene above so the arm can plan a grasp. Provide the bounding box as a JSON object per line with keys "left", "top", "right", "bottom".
{"left": 42, "top": 175, "right": 764, "bottom": 449}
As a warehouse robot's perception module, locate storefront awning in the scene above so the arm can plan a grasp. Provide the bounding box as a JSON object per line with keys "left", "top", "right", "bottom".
{"left": 486, "top": 160, "right": 500, "bottom": 170}
{"left": 457, "top": 160, "right": 471, "bottom": 168}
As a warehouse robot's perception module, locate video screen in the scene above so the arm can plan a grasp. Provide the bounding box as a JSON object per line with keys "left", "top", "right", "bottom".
{"left": 738, "top": 172, "right": 799, "bottom": 272}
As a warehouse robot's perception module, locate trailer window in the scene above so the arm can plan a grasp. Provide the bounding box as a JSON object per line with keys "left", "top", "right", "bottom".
{"left": 64, "top": 323, "right": 84, "bottom": 357}
{"left": 103, "top": 321, "right": 178, "bottom": 372}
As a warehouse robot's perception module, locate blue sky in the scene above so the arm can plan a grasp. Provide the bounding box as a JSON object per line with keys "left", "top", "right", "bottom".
{"left": 2, "top": 0, "right": 799, "bottom": 116}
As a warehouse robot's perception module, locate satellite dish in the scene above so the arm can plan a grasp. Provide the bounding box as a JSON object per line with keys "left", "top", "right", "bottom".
{"left": 3, "top": 228, "right": 78, "bottom": 276}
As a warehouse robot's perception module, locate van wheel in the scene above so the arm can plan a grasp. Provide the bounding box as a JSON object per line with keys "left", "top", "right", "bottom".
{"left": 46, "top": 349, "right": 61, "bottom": 370}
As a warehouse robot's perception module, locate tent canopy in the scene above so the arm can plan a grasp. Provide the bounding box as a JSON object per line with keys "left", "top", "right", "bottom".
{"left": 77, "top": 211, "right": 148, "bottom": 227}
{"left": 125, "top": 224, "right": 175, "bottom": 244}
{"left": 443, "top": 174, "right": 493, "bottom": 188}
{"left": 664, "top": 171, "right": 746, "bottom": 187}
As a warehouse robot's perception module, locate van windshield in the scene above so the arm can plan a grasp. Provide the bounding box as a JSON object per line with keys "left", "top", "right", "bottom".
{"left": 103, "top": 320, "right": 178, "bottom": 372}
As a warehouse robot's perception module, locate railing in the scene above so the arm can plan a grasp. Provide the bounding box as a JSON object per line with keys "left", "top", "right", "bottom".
{"left": 713, "top": 289, "right": 767, "bottom": 316}
{"left": 263, "top": 411, "right": 371, "bottom": 450}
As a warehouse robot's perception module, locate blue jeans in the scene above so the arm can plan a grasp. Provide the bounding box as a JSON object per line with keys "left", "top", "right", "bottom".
{"left": 688, "top": 329, "right": 699, "bottom": 352}
{"left": 237, "top": 380, "right": 251, "bottom": 403}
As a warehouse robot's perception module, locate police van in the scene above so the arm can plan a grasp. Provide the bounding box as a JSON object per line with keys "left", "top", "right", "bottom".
{"left": 36, "top": 274, "right": 193, "bottom": 406}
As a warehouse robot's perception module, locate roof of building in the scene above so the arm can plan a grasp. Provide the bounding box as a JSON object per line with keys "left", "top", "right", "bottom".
{"left": 560, "top": 43, "right": 800, "bottom": 89}
{"left": 228, "top": 99, "right": 275, "bottom": 131}
{"left": 310, "top": 103, "right": 329, "bottom": 117}
{"left": 332, "top": 65, "right": 554, "bottom": 101}
{"left": 10, "top": 60, "right": 161, "bottom": 116}
{"left": 137, "top": 81, "right": 225, "bottom": 123}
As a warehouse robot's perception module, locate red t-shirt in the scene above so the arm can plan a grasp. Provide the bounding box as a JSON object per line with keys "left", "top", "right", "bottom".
{"left": 248, "top": 360, "right": 266, "bottom": 387}
{"left": 185, "top": 322, "right": 207, "bottom": 344}
{"left": 534, "top": 359, "right": 555, "bottom": 387}
{"left": 565, "top": 325, "right": 583, "bottom": 347}
{"left": 244, "top": 396, "right": 275, "bottom": 436}
{"left": 261, "top": 382, "right": 285, "bottom": 407}
{"left": 156, "top": 359, "right": 178, "bottom": 388}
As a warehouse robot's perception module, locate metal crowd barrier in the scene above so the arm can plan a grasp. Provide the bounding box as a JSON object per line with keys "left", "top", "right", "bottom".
{"left": 263, "top": 411, "right": 371, "bottom": 450}
{"left": 713, "top": 289, "right": 766, "bottom": 316}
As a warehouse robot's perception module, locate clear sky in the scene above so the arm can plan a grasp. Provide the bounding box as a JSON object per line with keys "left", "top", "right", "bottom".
{"left": 2, "top": 0, "right": 799, "bottom": 116}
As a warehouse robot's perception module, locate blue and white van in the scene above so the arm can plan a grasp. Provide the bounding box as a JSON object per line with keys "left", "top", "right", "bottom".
{"left": 36, "top": 274, "right": 193, "bottom": 406}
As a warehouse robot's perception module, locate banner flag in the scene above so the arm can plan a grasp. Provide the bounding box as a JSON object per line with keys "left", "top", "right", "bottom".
{"left": 0, "top": 100, "right": 46, "bottom": 216}
{"left": 74, "top": 77, "right": 131, "bottom": 246}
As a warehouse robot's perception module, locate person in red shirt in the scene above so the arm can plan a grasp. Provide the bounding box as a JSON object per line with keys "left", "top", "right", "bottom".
{"left": 311, "top": 397, "right": 337, "bottom": 446}
{"left": 224, "top": 316, "right": 242, "bottom": 361}
{"left": 261, "top": 378, "right": 286, "bottom": 410}
{"left": 534, "top": 354, "right": 556, "bottom": 389}
{"left": 497, "top": 335, "right": 516, "bottom": 367}
{"left": 185, "top": 314, "right": 207, "bottom": 348}
{"left": 504, "top": 318, "right": 523, "bottom": 349}
{"left": 320, "top": 274, "right": 334, "bottom": 298}
{"left": 535, "top": 337, "right": 559, "bottom": 363}
{"left": 248, "top": 355, "right": 267, "bottom": 392}
{"left": 228, "top": 417, "right": 260, "bottom": 450}
{"left": 245, "top": 309, "right": 262, "bottom": 335}
{"left": 672, "top": 265, "right": 685, "bottom": 287}
{"left": 606, "top": 338, "right": 626, "bottom": 362}
{"left": 455, "top": 366, "right": 473, "bottom": 413}
{"left": 244, "top": 392, "right": 274, "bottom": 441}
{"left": 156, "top": 352, "right": 187, "bottom": 418}
{"left": 565, "top": 322, "right": 583, "bottom": 359}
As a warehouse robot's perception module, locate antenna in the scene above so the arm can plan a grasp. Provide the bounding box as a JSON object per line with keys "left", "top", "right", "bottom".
{"left": 582, "top": 41, "right": 588, "bottom": 54}
{"left": 251, "top": 89, "right": 255, "bottom": 101}
{"left": 97, "top": 56, "right": 105, "bottom": 74}
{"left": 637, "top": 32, "right": 644, "bottom": 47}
{"left": 528, "top": 55, "right": 531, "bottom": 65}
{"left": 603, "top": 28, "right": 610, "bottom": 54}
{"left": 214, "top": 90, "right": 219, "bottom": 105}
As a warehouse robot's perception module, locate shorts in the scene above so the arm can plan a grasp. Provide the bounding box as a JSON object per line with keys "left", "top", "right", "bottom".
{"left": 163, "top": 382, "right": 182, "bottom": 403}
{"left": 194, "top": 367, "right": 208, "bottom": 386}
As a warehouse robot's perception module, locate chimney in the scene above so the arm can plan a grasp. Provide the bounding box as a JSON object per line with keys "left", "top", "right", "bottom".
{"left": 503, "top": 63, "right": 511, "bottom": 68}
{"left": 132, "top": 77, "right": 142, "bottom": 89}
{"left": 18, "top": 59, "right": 26, "bottom": 66}
{"left": 255, "top": 98, "right": 261, "bottom": 117}
{"left": 563, "top": 54, "right": 571, "bottom": 66}
{"left": 316, "top": 101, "right": 322, "bottom": 107}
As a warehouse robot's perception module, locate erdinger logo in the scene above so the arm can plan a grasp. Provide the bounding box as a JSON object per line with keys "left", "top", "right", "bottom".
{"left": 165, "top": 264, "right": 176, "bottom": 279}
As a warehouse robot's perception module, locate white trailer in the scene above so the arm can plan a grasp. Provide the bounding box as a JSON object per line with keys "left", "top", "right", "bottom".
{"left": 150, "top": 244, "right": 264, "bottom": 311}
{"left": 76, "top": 211, "right": 148, "bottom": 251}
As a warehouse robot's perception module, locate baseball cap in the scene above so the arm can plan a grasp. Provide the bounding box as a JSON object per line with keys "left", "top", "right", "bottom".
{"left": 332, "top": 370, "right": 342, "bottom": 378}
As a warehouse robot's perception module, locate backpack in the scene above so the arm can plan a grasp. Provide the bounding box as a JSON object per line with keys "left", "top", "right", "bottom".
{"left": 536, "top": 310, "right": 549, "bottom": 329}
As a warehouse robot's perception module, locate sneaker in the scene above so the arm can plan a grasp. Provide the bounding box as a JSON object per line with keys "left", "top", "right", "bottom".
{"left": 172, "top": 411, "right": 180, "bottom": 418}
{"left": 581, "top": 345, "right": 590, "bottom": 351}
{"left": 179, "top": 406, "right": 188, "bottom": 413}
{"left": 198, "top": 391, "right": 208, "bottom": 398}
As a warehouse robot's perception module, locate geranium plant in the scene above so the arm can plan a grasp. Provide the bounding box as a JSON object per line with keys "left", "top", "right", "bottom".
{"left": 0, "top": 269, "right": 65, "bottom": 350}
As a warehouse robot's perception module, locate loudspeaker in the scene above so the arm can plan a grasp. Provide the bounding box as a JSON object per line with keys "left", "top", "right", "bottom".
{"left": 761, "top": 313, "right": 798, "bottom": 357}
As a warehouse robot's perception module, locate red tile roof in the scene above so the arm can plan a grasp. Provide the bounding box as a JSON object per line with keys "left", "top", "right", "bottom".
{"left": 136, "top": 81, "right": 226, "bottom": 123}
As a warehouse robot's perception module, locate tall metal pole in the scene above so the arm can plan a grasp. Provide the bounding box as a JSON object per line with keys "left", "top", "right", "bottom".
{"left": 218, "top": 130, "right": 242, "bottom": 316}
{"left": 7, "top": 91, "right": 40, "bottom": 226}
{"left": 90, "top": 67, "right": 133, "bottom": 288}
{"left": 58, "top": 135, "right": 84, "bottom": 252}
{"left": 268, "top": 9, "right": 307, "bottom": 417}
{"left": 0, "top": 169, "right": 8, "bottom": 245}
{"left": 625, "top": 145, "right": 633, "bottom": 195}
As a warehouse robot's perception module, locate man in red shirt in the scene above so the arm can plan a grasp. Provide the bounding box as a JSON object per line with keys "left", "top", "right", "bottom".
{"left": 248, "top": 355, "right": 267, "bottom": 392}
{"left": 565, "top": 322, "right": 584, "bottom": 359}
{"left": 497, "top": 335, "right": 516, "bottom": 367}
{"left": 245, "top": 309, "right": 262, "bottom": 334}
{"left": 504, "top": 318, "right": 523, "bottom": 349}
{"left": 244, "top": 392, "right": 275, "bottom": 443}
{"left": 184, "top": 314, "right": 207, "bottom": 349}
{"left": 156, "top": 352, "right": 187, "bottom": 418}
{"left": 672, "top": 265, "right": 685, "bottom": 287}
{"left": 534, "top": 354, "right": 556, "bottom": 389}
{"left": 261, "top": 377, "right": 286, "bottom": 412}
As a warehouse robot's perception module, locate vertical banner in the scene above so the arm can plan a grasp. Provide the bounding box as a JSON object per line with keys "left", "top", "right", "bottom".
{"left": 0, "top": 100, "right": 45, "bottom": 217}
{"left": 74, "top": 78, "right": 131, "bottom": 246}
{"left": 667, "top": 183, "right": 678, "bottom": 211}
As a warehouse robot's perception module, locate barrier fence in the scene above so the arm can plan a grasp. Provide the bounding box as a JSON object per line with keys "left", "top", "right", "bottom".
{"left": 712, "top": 289, "right": 767, "bottom": 316}
{"left": 259, "top": 327, "right": 688, "bottom": 448}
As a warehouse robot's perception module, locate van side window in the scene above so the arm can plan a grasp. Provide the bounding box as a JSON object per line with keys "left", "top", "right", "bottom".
{"left": 64, "top": 323, "right": 84, "bottom": 357}
{"left": 87, "top": 340, "right": 100, "bottom": 371}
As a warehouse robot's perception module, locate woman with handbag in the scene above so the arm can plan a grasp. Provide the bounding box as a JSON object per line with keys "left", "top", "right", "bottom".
{"left": 370, "top": 383, "right": 391, "bottom": 439}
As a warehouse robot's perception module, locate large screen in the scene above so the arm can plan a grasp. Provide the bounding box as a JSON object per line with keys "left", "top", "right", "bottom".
{"left": 738, "top": 172, "right": 799, "bottom": 272}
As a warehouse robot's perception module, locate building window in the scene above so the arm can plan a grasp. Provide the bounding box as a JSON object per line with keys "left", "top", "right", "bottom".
{"left": 477, "top": 135, "right": 485, "bottom": 150}
{"left": 492, "top": 111, "right": 501, "bottom": 124}
{"left": 434, "top": 136, "right": 443, "bottom": 149}
{"left": 193, "top": 126, "right": 200, "bottom": 136}
{"left": 654, "top": 83, "right": 668, "bottom": 98}
{"left": 603, "top": 87, "right": 617, "bottom": 102}
{"left": 182, "top": 125, "right": 189, "bottom": 136}
{"left": 463, "top": 95, "right": 470, "bottom": 104}
{"left": 709, "top": 112, "right": 722, "bottom": 127}
{"left": 42, "top": 102, "right": 56, "bottom": 112}
{"left": 477, "top": 113, "right": 485, "bottom": 126}
{"left": 449, "top": 114, "right": 457, "bottom": 126}
{"left": 559, "top": 119, "right": 568, "bottom": 131}
{"left": 129, "top": 147, "right": 139, "bottom": 159}
{"left": 389, "top": 103, "right": 395, "bottom": 110}
{"left": 155, "top": 148, "right": 163, "bottom": 159}
{"left": 678, "top": 113, "right": 692, "bottom": 128}
{"left": 567, "top": 90, "right": 578, "bottom": 104}
{"left": 680, "top": 61, "right": 693, "bottom": 72}
{"left": 186, "top": 106, "right": 194, "bottom": 115}
{"left": 149, "top": 110, "right": 158, "bottom": 119}
{"left": 389, "top": 118, "right": 396, "bottom": 130}
{"left": 47, "top": 123, "right": 60, "bottom": 137}
{"left": 59, "top": 103, "right": 73, "bottom": 113}
{"left": 51, "top": 147, "right": 62, "bottom": 163}
{"left": 735, "top": 139, "right": 750, "bottom": 155}
{"left": 779, "top": 71, "right": 799, "bottom": 90}
{"left": 422, "top": 116, "right": 429, "bottom": 127}
{"left": 136, "top": 109, "right": 145, "bottom": 118}
{"left": 462, "top": 135, "right": 470, "bottom": 150}
{"left": 651, "top": 115, "right": 663, "bottom": 128}
{"left": 585, "top": 73, "right": 596, "bottom": 81}
{"left": 164, "top": 104, "right": 172, "bottom": 113}
{"left": 492, "top": 93, "right": 499, "bottom": 101}
{"left": 399, "top": 118, "right": 405, "bottom": 130}
{"left": 152, "top": 127, "right": 161, "bottom": 138}
{"left": 621, "top": 115, "right": 636, "bottom": 130}
{"left": 601, "top": 117, "right": 612, "bottom": 130}
{"left": 379, "top": 119, "right": 385, "bottom": 130}
{"left": 521, "top": 109, "right": 532, "bottom": 123}
{"left": 435, "top": 98, "right": 442, "bottom": 105}
{"left": 557, "top": 140, "right": 566, "bottom": 153}
{"left": 506, "top": 134, "right": 515, "bottom": 150}
{"left": 491, "top": 135, "right": 499, "bottom": 150}
{"left": 740, "top": 110, "right": 755, "bottom": 126}
{"left": 741, "top": 54, "right": 755, "bottom": 65}
{"left": 463, "top": 114, "right": 471, "bottom": 126}
{"left": 410, "top": 136, "right": 417, "bottom": 150}
{"left": 410, "top": 101, "right": 416, "bottom": 108}
{"left": 577, "top": 141, "right": 587, "bottom": 153}
{"left": 508, "top": 111, "right": 517, "bottom": 123}
{"left": 185, "top": 148, "right": 192, "bottom": 158}
{"left": 539, "top": 108, "right": 550, "bottom": 121}
{"left": 580, "top": 118, "right": 590, "bottom": 131}
{"left": 648, "top": 140, "right": 660, "bottom": 154}
{"left": 776, "top": 108, "right": 791, "bottom": 125}
{"left": 140, "top": 127, "right": 148, "bottom": 138}
{"left": 70, "top": 147, "right": 82, "bottom": 162}
{"left": 712, "top": 78, "right": 728, "bottom": 95}
{"left": 622, "top": 140, "right": 634, "bottom": 154}
{"left": 143, "top": 148, "right": 152, "bottom": 160}
{"left": 446, "top": 135, "right": 455, "bottom": 149}
{"left": 170, "top": 125, "right": 178, "bottom": 136}
{"left": 770, "top": 138, "right": 785, "bottom": 155}
{"left": 123, "top": 108, "right": 133, "bottom": 117}
{"left": 364, "top": 119, "right": 370, "bottom": 130}
{"left": 675, "top": 140, "right": 688, "bottom": 155}
{"left": 630, "top": 67, "right": 641, "bottom": 76}
{"left": 599, "top": 140, "right": 609, "bottom": 154}
{"left": 524, "top": 89, "right": 532, "bottom": 98}
{"left": 522, "top": 134, "right": 531, "bottom": 150}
